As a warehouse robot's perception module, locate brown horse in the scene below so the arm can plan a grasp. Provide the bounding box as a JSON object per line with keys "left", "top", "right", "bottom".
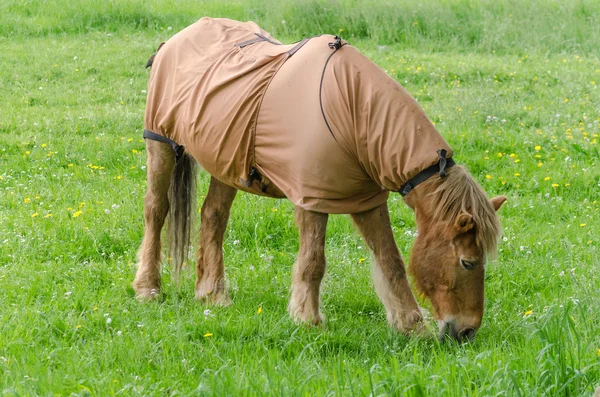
{"left": 133, "top": 18, "right": 506, "bottom": 342}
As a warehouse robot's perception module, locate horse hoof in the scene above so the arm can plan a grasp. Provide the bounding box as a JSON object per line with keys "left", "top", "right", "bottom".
{"left": 289, "top": 309, "right": 326, "bottom": 326}
{"left": 195, "top": 290, "right": 231, "bottom": 306}
{"left": 135, "top": 287, "right": 161, "bottom": 301}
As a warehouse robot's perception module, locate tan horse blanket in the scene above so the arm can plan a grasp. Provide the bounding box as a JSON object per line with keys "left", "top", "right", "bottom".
{"left": 144, "top": 17, "right": 453, "bottom": 214}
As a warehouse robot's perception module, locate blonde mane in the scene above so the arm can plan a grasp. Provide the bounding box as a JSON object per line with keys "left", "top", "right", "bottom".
{"left": 422, "top": 165, "right": 502, "bottom": 258}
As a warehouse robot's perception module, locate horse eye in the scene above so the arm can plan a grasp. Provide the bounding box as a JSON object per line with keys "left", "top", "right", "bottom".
{"left": 460, "top": 259, "right": 476, "bottom": 270}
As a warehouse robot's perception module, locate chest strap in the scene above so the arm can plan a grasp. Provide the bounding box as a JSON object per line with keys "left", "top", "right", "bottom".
{"left": 399, "top": 149, "right": 455, "bottom": 196}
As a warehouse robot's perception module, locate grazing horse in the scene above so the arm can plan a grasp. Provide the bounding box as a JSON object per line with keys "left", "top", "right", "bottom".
{"left": 133, "top": 18, "right": 506, "bottom": 342}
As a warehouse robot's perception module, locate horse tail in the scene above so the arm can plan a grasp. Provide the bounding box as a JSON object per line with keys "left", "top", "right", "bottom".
{"left": 145, "top": 42, "right": 166, "bottom": 68}
{"left": 168, "top": 151, "right": 196, "bottom": 283}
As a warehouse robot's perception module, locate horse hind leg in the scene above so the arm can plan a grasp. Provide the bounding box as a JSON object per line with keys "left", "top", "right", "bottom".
{"left": 288, "top": 207, "right": 328, "bottom": 325}
{"left": 351, "top": 204, "right": 422, "bottom": 333}
{"left": 133, "top": 139, "right": 175, "bottom": 300}
{"left": 195, "top": 177, "right": 237, "bottom": 305}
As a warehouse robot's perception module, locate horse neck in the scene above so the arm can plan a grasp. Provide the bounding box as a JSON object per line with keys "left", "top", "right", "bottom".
{"left": 327, "top": 46, "right": 452, "bottom": 191}
{"left": 402, "top": 179, "right": 439, "bottom": 236}
{"left": 353, "top": 89, "right": 452, "bottom": 192}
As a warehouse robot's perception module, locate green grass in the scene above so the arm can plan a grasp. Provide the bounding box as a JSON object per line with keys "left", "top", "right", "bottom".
{"left": 1, "top": 0, "right": 600, "bottom": 395}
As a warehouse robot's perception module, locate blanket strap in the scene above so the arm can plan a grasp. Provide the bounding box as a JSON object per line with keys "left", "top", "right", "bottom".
{"left": 237, "top": 34, "right": 310, "bottom": 57}
{"left": 398, "top": 149, "right": 455, "bottom": 196}
{"left": 236, "top": 35, "right": 268, "bottom": 48}
{"left": 236, "top": 33, "right": 282, "bottom": 48}
{"left": 287, "top": 38, "right": 310, "bottom": 56}
{"left": 143, "top": 129, "right": 185, "bottom": 161}
{"left": 320, "top": 36, "right": 348, "bottom": 142}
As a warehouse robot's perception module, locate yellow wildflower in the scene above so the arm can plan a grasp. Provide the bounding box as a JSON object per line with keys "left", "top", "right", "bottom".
{"left": 44, "top": 214, "right": 52, "bottom": 218}
{"left": 41, "top": 143, "right": 47, "bottom": 148}
{"left": 535, "top": 145, "right": 541, "bottom": 151}
{"left": 524, "top": 310, "right": 533, "bottom": 317}
{"left": 486, "top": 175, "right": 492, "bottom": 180}
{"left": 24, "top": 197, "right": 31, "bottom": 203}
{"left": 32, "top": 212, "right": 39, "bottom": 218}
{"left": 580, "top": 224, "right": 586, "bottom": 227}
{"left": 73, "top": 210, "right": 83, "bottom": 218}
{"left": 538, "top": 162, "right": 543, "bottom": 167}
{"left": 257, "top": 306, "right": 262, "bottom": 314}
{"left": 544, "top": 176, "right": 550, "bottom": 181}
{"left": 514, "top": 173, "right": 521, "bottom": 177}
{"left": 204, "top": 333, "right": 213, "bottom": 338}
{"left": 551, "top": 184, "right": 559, "bottom": 187}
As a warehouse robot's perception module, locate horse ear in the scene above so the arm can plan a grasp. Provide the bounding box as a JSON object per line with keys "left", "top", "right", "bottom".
{"left": 455, "top": 213, "right": 474, "bottom": 233}
{"left": 490, "top": 195, "right": 507, "bottom": 212}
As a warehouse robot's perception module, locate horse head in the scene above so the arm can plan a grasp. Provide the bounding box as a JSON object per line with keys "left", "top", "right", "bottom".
{"left": 404, "top": 165, "right": 506, "bottom": 342}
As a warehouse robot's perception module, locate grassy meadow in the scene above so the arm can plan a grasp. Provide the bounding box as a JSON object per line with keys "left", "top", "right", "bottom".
{"left": 1, "top": 0, "right": 599, "bottom": 395}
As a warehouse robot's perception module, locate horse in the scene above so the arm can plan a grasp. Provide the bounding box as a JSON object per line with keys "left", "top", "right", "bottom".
{"left": 133, "top": 18, "right": 506, "bottom": 342}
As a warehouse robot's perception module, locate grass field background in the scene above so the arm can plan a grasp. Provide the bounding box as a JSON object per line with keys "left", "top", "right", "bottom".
{"left": 1, "top": 0, "right": 599, "bottom": 395}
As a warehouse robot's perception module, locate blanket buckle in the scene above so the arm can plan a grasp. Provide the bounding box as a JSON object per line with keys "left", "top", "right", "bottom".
{"left": 328, "top": 36, "right": 342, "bottom": 50}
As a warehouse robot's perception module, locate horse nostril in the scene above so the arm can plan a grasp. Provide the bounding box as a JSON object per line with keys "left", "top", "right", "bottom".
{"left": 458, "top": 327, "right": 476, "bottom": 341}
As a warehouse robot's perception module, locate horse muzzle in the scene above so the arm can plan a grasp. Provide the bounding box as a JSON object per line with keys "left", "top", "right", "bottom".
{"left": 438, "top": 320, "right": 477, "bottom": 343}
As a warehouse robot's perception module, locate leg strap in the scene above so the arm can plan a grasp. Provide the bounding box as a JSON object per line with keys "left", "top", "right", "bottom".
{"left": 143, "top": 129, "right": 185, "bottom": 160}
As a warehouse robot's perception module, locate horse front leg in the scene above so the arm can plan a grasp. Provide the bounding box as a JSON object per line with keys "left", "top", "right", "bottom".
{"left": 351, "top": 203, "right": 422, "bottom": 333}
{"left": 288, "top": 207, "right": 328, "bottom": 325}
{"left": 195, "top": 177, "right": 237, "bottom": 305}
{"left": 133, "top": 139, "right": 175, "bottom": 300}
